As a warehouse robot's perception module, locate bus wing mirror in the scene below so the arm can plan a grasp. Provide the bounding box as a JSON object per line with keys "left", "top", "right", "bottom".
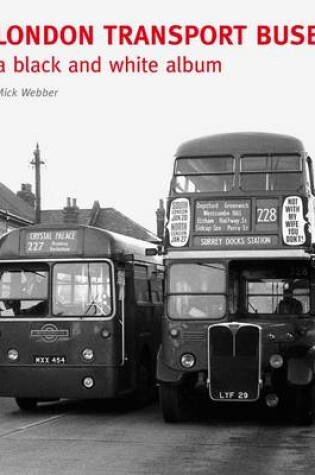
{"left": 145, "top": 248, "right": 158, "bottom": 256}
{"left": 145, "top": 245, "right": 164, "bottom": 256}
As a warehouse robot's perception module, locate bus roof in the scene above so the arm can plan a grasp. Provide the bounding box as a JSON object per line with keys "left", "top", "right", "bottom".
{"left": 176, "top": 132, "right": 305, "bottom": 157}
{"left": 0, "top": 224, "right": 161, "bottom": 262}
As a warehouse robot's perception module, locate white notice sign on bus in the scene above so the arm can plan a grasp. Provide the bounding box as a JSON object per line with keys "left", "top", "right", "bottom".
{"left": 168, "top": 198, "right": 190, "bottom": 247}
{"left": 282, "top": 196, "right": 306, "bottom": 246}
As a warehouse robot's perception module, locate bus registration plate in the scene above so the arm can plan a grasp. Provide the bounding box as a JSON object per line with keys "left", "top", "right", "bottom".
{"left": 34, "top": 355, "right": 66, "bottom": 365}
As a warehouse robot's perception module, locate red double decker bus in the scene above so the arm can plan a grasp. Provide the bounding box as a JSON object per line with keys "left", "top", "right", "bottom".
{"left": 0, "top": 224, "right": 163, "bottom": 410}
{"left": 158, "top": 132, "right": 315, "bottom": 424}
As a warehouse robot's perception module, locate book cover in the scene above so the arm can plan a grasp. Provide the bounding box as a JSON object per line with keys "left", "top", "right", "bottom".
{"left": 0, "top": 1, "right": 315, "bottom": 474}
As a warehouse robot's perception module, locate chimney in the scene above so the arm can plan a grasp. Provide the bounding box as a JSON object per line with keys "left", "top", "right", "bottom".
{"left": 17, "top": 183, "right": 36, "bottom": 208}
{"left": 156, "top": 199, "right": 165, "bottom": 240}
{"left": 63, "top": 197, "right": 79, "bottom": 224}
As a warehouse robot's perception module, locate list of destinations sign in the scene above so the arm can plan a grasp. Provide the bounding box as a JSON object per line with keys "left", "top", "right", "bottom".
{"left": 167, "top": 196, "right": 311, "bottom": 250}
{"left": 24, "top": 230, "right": 80, "bottom": 254}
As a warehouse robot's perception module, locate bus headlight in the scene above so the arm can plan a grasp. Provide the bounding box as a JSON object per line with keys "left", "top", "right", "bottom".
{"left": 7, "top": 348, "right": 19, "bottom": 362}
{"left": 269, "top": 354, "right": 283, "bottom": 369}
{"left": 82, "top": 348, "right": 94, "bottom": 362}
{"left": 82, "top": 377, "right": 95, "bottom": 389}
{"left": 181, "top": 353, "right": 196, "bottom": 369}
{"left": 101, "top": 328, "right": 111, "bottom": 339}
{"left": 170, "top": 328, "right": 179, "bottom": 338}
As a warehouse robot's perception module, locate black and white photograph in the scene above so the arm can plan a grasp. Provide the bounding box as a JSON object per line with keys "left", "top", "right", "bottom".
{"left": 0, "top": 1, "right": 315, "bottom": 474}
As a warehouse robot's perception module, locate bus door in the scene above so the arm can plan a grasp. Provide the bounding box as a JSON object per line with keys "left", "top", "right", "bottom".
{"left": 134, "top": 264, "right": 157, "bottom": 339}
{"left": 116, "top": 263, "right": 144, "bottom": 391}
{"left": 115, "top": 268, "right": 125, "bottom": 365}
{"left": 117, "top": 263, "right": 163, "bottom": 393}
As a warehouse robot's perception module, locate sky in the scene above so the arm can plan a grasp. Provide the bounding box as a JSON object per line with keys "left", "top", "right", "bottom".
{"left": 1, "top": 1, "right": 315, "bottom": 234}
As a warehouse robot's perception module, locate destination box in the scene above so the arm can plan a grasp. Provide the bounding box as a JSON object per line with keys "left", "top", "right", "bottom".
{"left": 195, "top": 199, "right": 251, "bottom": 234}
{"left": 25, "top": 229, "right": 79, "bottom": 254}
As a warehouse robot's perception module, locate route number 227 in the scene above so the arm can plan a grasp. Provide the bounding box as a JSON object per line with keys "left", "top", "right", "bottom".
{"left": 26, "top": 241, "right": 44, "bottom": 252}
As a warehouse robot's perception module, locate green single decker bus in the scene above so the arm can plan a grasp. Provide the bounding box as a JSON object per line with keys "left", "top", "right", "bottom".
{"left": 0, "top": 224, "right": 163, "bottom": 410}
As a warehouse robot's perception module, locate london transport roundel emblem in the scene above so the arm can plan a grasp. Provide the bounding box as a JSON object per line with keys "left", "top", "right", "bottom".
{"left": 30, "top": 323, "right": 69, "bottom": 343}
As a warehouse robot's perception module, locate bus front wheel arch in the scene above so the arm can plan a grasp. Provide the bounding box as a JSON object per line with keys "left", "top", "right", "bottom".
{"left": 15, "top": 397, "right": 38, "bottom": 411}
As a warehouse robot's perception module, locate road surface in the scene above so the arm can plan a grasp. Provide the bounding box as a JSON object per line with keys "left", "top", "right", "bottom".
{"left": 0, "top": 398, "right": 314, "bottom": 474}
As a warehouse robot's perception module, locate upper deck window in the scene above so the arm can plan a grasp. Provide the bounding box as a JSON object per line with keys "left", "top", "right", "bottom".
{"left": 0, "top": 265, "right": 49, "bottom": 317}
{"left": 173, "top": 156, "right": 234, "bottom": 193}
{"left": 240, "top": 154, "right": 302, "bottom": 191}
{"left": 167, "top": 262, "right": 226, "bottom": 319}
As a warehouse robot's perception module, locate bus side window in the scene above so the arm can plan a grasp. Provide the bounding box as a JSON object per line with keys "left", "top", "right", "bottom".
{"left": 229, "top": 272, "right": 239, "bottom": 315}
{"left": 307, "top": 157, "right": 315, "bottom": 195}
{"left": 150, "top": 271, "right": 164, "bottom": 304}
{"left": 134, "top": 265, "right": 150, "bottom": 304}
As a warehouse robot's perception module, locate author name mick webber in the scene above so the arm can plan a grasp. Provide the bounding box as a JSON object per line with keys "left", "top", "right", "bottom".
{"left": 0, "top": 87, "right": 59, "bottom": 98}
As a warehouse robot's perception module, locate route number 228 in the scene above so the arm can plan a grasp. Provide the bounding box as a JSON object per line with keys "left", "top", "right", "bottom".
{"left": 257, "top": 207, "right": 277, "bottom": 223}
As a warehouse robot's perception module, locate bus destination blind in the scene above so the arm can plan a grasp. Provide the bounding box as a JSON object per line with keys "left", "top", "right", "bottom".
{"left": 25, "top": 230, "right": 79, "bottom": 254}
{"left": 193, "top": 198, "right": 282, "bottom": 249}
{"left": 195, "top": 199, "right": 251, "bottom": 234}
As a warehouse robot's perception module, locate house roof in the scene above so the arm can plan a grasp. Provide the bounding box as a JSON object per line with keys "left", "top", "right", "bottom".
{"left": 0, "top": 181, "right": 159, "bottom": 243}
{"left": 40, "top": 205, "right": 159, "bottom": 243}
{"left": 40, "top": 209, "right": 92, "bottom": 226}
{"left": 0, "top": 182, "right": 35, "bottom": 223}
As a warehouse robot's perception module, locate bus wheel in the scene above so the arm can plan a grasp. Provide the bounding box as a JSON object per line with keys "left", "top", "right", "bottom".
{"left": 291, "top": 386, "right": 313, "bottom": 426}
{"left": 15, "top": 397, "right": 38, "bottom": 411}
{"left": 159, "top": 383, "right": 185, "bottom": 423}
{"left": 135, "top": 363, "right": 151, "bottom": 408}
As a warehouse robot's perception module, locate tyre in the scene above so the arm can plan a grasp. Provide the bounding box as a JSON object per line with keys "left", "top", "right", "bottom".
{"left": 136, "top": 363, "right": 151, "bottom": 408}
{"left": 291, "top": 386, "right": 313, "bottom": 426}
{"left": 159, "top": 383, "right": 185, "bottom": 423}
{"left": 15, "top": 397, "right": 38, "bottom": 411}
{"left": 125, "top": 362, "right": 152, "bottom": 410}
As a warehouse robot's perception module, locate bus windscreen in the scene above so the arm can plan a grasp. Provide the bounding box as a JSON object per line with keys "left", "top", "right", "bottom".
{"left": 53, "top": 262, "right": 112, "bottom": 317}
{"left": 0, "top": 262, "right": 112, "bottom": 318}
{"left": 243, "top": 265, "right": 309, "bottom": 315}
{"left": 0, "top": 265, "right": 49, "bottom": 317}
{"left": 168, "top": 262, "right": 226, "bottom": 319}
